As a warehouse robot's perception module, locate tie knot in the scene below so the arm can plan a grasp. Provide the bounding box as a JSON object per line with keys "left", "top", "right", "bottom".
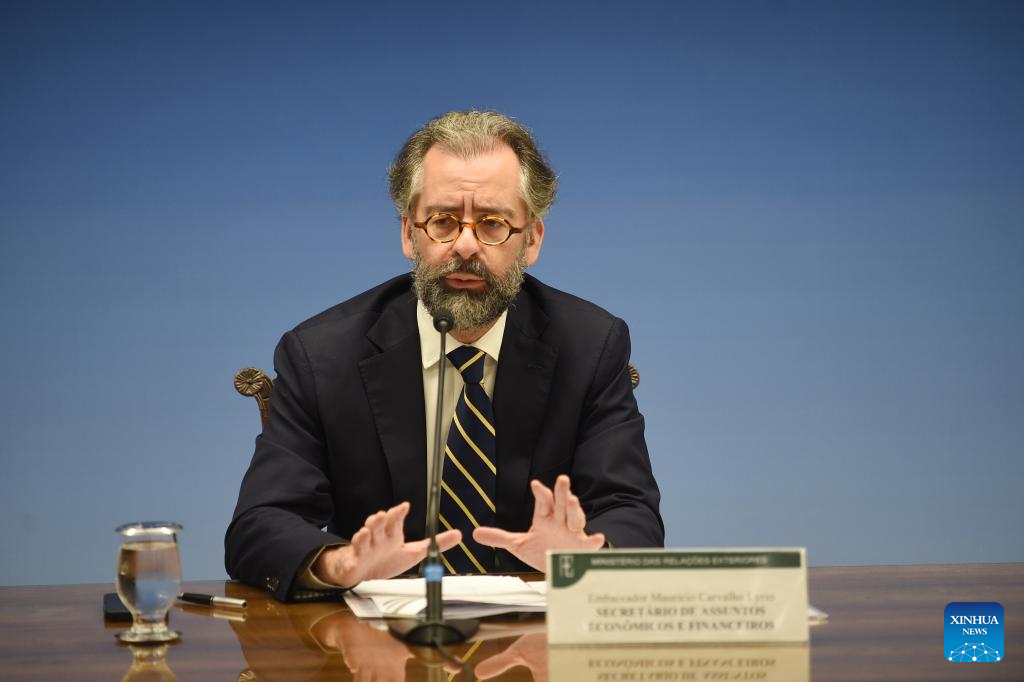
{"left": 447, "top": 345, "right": 486, "bottom": 384}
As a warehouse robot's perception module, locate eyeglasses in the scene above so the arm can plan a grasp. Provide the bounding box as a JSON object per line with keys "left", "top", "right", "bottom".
{"left": 412, "top": 212, "right": 528, "bottom": 246}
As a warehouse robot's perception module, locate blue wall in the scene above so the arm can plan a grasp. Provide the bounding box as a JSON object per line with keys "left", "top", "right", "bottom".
{"left": 2, "top": 1, "right": 1021, "bottom": 586}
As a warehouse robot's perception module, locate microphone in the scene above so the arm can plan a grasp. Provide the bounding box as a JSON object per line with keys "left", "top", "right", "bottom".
{"left": 388, "top": 309, "right": 479, "bottom": 646}
{"left": 433, "top": 309, "right": 454, "bottom": 333}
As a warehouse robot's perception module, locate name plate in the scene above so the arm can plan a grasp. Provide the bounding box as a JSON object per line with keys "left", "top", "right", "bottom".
{"left": 546, "top": 548, "right": 809, "bottom": 645}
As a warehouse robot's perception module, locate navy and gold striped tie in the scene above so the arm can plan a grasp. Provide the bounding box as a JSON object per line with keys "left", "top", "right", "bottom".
{"left": 440, "top": 345, "right": 496, "bottom": 574}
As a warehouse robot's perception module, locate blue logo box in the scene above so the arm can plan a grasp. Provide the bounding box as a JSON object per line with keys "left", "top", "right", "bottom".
{"left": 945, "top": 602, "right": 1003, "bottom": 662}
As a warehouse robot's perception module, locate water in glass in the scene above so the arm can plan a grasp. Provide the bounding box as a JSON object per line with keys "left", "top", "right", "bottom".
{"left": 115, "top": 522, "right": 182, "bottom": 643}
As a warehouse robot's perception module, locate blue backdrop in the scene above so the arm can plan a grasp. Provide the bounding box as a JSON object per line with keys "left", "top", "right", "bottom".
{"left": 2, "top": 1, "right": 1021, "bottom": 586}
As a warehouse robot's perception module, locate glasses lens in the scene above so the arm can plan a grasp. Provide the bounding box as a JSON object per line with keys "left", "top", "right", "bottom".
{"left": 476, "top": 217, "right": 512, "bottom": 245}
{"left": 426, "top": 214, "right": 459, "bottom": 241}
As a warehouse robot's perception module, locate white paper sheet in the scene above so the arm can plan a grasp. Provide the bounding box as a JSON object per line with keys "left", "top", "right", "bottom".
{"left": 348, "top": 575, "right": 546, "bottom": 619}
{"left": 345, "top": 574, "right": 825, "bottom": 624}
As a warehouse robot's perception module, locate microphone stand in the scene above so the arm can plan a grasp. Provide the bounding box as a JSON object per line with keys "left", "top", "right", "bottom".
{"left": 388, "top": 310, "right": 479, "bottom": 646}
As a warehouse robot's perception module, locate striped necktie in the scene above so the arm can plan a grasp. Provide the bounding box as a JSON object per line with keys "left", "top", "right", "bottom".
{"left": 439, "top": 345, "right": 496, "bottom": 574}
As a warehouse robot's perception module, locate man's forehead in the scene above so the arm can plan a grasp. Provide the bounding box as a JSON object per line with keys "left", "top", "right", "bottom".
{"left": 421, "top": 142, "right": 518, "bottom": 177}
{"left": 417, "top": 143, "right": 525, "bottom": 210}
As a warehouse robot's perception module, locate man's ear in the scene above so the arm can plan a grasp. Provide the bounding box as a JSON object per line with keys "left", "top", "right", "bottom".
{"left": 524, "top": 217, "right": 544, "bottom": 267}
{"left": 401, "top": 216, "right": 415, "bottom": 260}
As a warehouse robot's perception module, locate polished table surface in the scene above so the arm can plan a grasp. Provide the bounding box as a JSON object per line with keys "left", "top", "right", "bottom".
{"left": 0, "top": 563, "right": 1020, "bottom": 680}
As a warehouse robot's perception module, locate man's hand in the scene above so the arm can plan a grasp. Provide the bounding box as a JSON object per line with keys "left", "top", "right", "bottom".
{"left": 314, "top": 501, "right": 461, "bottom": 588}
{"left": 473, "top": 475, "right": 605, "bottom": 571}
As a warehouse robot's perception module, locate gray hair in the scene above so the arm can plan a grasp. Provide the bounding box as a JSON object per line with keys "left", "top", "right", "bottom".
{"left": 388, "top": 110, "right": 558, "bottom": 219}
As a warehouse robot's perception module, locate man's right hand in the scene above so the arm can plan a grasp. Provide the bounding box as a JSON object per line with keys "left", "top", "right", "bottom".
{"left": 313, "top": 501, "right": 462, "bottom": 588}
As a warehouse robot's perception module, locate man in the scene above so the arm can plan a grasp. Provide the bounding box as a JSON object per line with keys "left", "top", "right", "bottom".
{"left": 226, "top": 110, "right": 663, "bottom": 601}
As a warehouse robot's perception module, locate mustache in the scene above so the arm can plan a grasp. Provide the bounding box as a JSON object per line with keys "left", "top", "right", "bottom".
{"left": 435, "top": 258, "right": 493, "bottom": 283}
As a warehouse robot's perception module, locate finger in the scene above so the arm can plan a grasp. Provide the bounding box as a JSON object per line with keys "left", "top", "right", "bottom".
{"left": 364, "top": 510, "right": 387, "bottom": 547}
{"left": 405, "top": 529, "right": 462, "bottom": 555}
{"left": 566, "top": 494, "right": 586, "bottom": 532}
{"left": 435, "top": 528, "right": 462, "bottom": 552}
{"left": 530, "top": 479, "right": 554, "bottom": 523}
{"left": 365, "top": 510, "right": 387, "bottom": 532}
{"left": 473, "top": 526, "right": 522, "bottom": 549}
{"left": 553, "top": 475, "right": 571, "bottom": 523}
{"left": 351, "top": 527, "right": 371, "bottom": 557}
{"left": 585, "top": 532, "right": 606, "bottom": 549}
{"left": 384, "top": 502, "right": 409, "bottom": 538}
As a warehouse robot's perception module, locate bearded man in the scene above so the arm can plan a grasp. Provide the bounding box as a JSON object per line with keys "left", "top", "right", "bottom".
{"left": 225, "top": 111, "right": 663, "bottom": 602}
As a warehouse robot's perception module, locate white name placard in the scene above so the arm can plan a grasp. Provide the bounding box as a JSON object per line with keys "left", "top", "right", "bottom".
{"left": 546, "top": 548, "right": 809, "bottom": 645}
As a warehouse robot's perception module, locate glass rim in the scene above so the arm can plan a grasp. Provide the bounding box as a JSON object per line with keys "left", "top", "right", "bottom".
{"left": 116, "top": 521, "right": 183, "bottom": 536}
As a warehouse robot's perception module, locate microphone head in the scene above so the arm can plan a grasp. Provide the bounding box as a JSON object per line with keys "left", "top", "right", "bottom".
{"left": 432, "top": 309, "right": 454, "bottom": 332}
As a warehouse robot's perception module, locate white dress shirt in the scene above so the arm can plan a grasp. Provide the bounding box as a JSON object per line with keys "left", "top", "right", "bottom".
{"left": 415, "top": 300, "right": 506, "bottom": 512}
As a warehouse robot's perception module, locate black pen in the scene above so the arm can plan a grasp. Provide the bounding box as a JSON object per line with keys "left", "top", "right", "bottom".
{"left": 178, "top": 592, "right": 247, "bottom": 609}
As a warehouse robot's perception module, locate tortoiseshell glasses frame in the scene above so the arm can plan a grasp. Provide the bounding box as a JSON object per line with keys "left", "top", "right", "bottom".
{"left": 412, "top": 212, "right": 528, "bottom": 246}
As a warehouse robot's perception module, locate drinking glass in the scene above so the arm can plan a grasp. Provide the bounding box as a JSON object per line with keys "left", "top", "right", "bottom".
{"left": 115, "top": 522, "right": 183, "bottom": 643}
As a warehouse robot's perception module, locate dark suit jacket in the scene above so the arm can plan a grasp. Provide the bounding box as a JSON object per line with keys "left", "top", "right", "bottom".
{"left": 225, "top": 273, "right": 663, "bottom": 601}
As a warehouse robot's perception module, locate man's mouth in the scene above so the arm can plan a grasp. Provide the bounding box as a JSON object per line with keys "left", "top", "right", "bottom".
{"left": 444, "top": 273, "right": 487, "bottom": 290}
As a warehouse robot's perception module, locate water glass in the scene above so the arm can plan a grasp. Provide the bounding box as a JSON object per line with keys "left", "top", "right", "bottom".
{"left": 115, "top": 522, "right": 183, "bottom": 643}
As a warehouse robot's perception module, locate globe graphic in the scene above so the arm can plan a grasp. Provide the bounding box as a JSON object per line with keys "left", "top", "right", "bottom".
{"left": 948, "top": 643, "right": 1001, "bottom": 662}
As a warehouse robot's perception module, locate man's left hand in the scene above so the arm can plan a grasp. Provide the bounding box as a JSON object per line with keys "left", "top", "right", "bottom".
{"left": 473, "top": 474, "right": 605, "bottom": 571}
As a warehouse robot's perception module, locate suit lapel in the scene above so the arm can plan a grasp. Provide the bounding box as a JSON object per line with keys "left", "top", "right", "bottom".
{"left": 493, "top": 286, "right": 557, "bottom": 530}
{"left": 357, "top": 281, "right": 557, "bottom": 539}
{"left": 358, "top": 293, "right": 427, "bottom": 540}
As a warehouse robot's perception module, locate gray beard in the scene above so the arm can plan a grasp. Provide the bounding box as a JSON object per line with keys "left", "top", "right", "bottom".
{"left": 411, "top": 246, "right": 527, "bottom": 332}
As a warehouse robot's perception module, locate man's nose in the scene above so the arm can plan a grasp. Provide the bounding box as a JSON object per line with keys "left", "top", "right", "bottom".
{"left": 452, "top": 223, "right": 482, "bottom": 259}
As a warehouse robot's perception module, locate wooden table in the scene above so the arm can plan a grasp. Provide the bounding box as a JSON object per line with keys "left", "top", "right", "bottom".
{"left": 0, "top": 564, "right": 1020, "bottom": 680}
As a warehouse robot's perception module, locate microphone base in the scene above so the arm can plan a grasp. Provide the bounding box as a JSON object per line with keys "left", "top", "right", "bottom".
{"left": 388, "top": 617, "right": 479, "bottom": 645}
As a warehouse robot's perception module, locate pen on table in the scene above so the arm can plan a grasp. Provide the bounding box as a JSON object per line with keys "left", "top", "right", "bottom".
{"left": 177, "top": 592, "right": 247, "bottom": 609}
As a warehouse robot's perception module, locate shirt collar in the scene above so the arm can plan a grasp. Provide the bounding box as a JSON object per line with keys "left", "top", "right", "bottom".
{"left": 417, "top": 300, "right": 507, "bottom": 368}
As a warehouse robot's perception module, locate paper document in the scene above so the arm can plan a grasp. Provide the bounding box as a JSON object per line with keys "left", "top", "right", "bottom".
{"left": 346, "top": 574, "right": 826, "bottom": 625}
{"left": 347, "top": 575, "right": 546, "bottom": 620}
{"left": 808, "top": 605, "right": 829, "bottom": 624}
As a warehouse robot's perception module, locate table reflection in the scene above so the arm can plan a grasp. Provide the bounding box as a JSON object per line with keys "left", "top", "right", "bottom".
{"left": 223, "top": 583, "right": 545, "bottom": 681}
{"left": 121, "top": 643, "right": 178, "bottom": 682}
{"left": 475, "top": 632, "right": 547, "bottom": 681}
{"left": 218, "top": 582, "right": 806, "bottom": 681}
{"left": 548, "top": 644, "right": 809, "bottom": 682}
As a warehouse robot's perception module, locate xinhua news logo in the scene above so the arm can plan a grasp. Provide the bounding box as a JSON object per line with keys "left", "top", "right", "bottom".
{"left": 945, "top": 602, "right": 1003, "bottom": 662}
